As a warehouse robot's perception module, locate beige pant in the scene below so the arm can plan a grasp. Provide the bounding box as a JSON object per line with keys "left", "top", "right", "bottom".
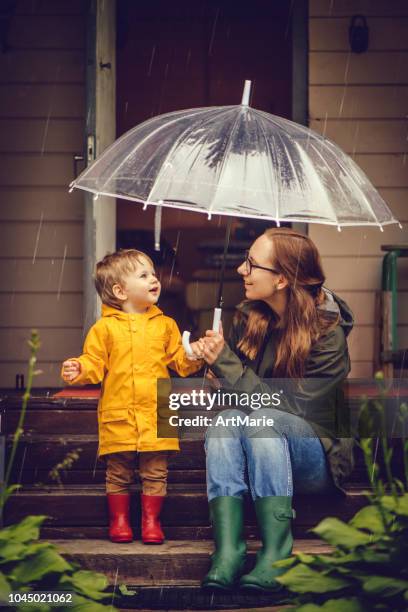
{"left": 105, "top": 451, "right": 168, "bottom": 496}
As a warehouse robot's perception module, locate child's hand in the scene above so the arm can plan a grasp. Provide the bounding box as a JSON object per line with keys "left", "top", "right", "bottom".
{"left": 187, "top": 339, "right": 206, "bottom": 361}
{"left": 62, "top": 359, "right": 81, "bottom": 382}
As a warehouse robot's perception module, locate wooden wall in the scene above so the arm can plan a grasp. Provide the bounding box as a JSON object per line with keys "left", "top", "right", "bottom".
{"left": 0, "top": 0, "right": 87, "bottom": 387}
{"left": 309, "top": 0, "right": 408, "bottom": 377}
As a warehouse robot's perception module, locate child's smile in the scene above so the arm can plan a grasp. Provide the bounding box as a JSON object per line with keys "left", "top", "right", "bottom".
{"left": 120, "top": 258, "right": 161, "bottom": 313}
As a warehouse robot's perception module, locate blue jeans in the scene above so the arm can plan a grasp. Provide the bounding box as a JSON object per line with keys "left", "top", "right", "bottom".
{"left": 205, "top": 408, "right": 336, "bottom": 500}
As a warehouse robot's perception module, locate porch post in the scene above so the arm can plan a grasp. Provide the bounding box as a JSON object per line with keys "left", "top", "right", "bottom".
{"left": 291, "top": 0, "right": 308, "bottom": 236}
{"left": 83, "top": 0, "right": 117, "bottom": 334}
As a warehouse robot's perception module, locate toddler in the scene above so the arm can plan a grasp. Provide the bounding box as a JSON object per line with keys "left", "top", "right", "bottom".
{"left": 62, "top": 249, "right": 203, "bottom": 543}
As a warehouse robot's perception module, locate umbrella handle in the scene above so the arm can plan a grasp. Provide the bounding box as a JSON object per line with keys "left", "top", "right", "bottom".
{"left": 182, "top": 308, "right": 222, "bottom": 359}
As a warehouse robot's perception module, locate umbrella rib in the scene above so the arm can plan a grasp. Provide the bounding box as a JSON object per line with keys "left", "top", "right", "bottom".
{"left": 95, "top": 107, "right": 214, "bottom": 196}
{"left": 146, "top": 106, "right": 237, "bottom": 204}
{"left": 257, "top": 114, "right": 280, "bottom": 224}
{"left": 207, "top": 108, "right": 245, "bottom": 216}
{"left": 328, "top": 146, "right": 385, "bottom": 227}
{"left": 308, "top": 141, "right": 353, "bottom": 225}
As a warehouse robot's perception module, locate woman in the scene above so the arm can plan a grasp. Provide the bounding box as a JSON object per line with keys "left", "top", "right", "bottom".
{"left": 198, "top": 228, "right": 354, "bottom": 592}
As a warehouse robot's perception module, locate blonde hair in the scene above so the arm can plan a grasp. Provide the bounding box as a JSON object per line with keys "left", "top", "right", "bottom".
{"left": 95, "top": 249, "right": 154, "bottom": 309}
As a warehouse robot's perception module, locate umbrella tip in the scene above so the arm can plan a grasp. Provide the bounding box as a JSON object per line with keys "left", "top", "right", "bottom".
{"left": 398, "top": 222, "right": 403, "bottom": 229}
{"left": 241, "top": 80, "right": 252, "bottom": 106}
{"left": 337, "top": 225, "right": 342, "bottom": 232}
{"left": 93, "top": 194, "right": 99, "bottom": 201}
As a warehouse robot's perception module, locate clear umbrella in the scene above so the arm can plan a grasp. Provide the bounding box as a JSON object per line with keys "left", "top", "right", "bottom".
{"left": 69, "top": 81, "right": 401, "bottom": 354}
{"left": 70, "top": 81, "right": 400, "bottom": 230}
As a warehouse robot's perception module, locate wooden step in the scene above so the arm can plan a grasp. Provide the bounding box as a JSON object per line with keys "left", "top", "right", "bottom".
{"left": 4, "top": 483, "right": 368, "bottom": 540}
{"left": 54, "top": 538, "right": 333, "bottom": 586}
{"left": 7, "top": 433, "right": 404, "bottom": 486}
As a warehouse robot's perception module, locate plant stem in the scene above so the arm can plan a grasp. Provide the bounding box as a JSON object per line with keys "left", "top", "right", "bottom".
{"left": 0, "top": 331, "right": 40, "bottom": 512}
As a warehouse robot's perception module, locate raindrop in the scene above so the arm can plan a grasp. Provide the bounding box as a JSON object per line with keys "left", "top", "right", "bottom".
{"left": 147, "top": 45, "right": 156, "bottom": 76}
{"left": 208, "top": 7, "right": 220, "bottom": 56}
{"left": 57, "top": 245, "right": 67, "bottom": 301}
{"left": 185, "top": 48, "right": 192, "bottom": 72}
{"left": 32, "top": 212, "right": 44, "bottom": 264}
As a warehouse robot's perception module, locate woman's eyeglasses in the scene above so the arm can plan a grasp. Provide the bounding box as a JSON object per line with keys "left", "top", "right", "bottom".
{"left": 243, "top": 250, "right": 280, "bottom": 275}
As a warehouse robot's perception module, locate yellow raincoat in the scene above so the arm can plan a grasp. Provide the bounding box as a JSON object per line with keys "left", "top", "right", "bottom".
{"left": 66, "top": 304, "right": 202, "bottom": 455}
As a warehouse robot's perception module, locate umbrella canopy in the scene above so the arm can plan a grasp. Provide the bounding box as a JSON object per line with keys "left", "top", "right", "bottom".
{"left": 70, "top": 82, "right": 400, "bottom": 230}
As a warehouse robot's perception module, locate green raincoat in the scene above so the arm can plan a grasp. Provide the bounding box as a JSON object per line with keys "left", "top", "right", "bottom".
{"left": 210, "top": 289, "right": 355, "bottom": 495}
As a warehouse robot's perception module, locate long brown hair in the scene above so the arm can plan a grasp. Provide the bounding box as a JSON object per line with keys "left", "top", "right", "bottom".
{"left": 236, "top": 228, "right": 338, "bottom": 378}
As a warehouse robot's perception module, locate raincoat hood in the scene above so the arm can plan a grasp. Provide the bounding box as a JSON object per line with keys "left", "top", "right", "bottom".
{"left": 320, "top": 288, "right": 354, "bottom": 338}
{"left": 101, "top": 304, "right": 163, "bottom": 320}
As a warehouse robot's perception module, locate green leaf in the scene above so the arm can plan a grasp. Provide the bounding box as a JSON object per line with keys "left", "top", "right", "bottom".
{"left": 276, "top": 564, "right": 349, "bottom": 593}
{"left": 118, "top": 584, "right": 137, "bottom": 596}
{"left": 273, "top": 555, "right": 298, "bottom": 569}
{"left": 314, "top": 552, "right": 363, "bottom": 566}
{"left": 362, "top": 575, "right": 408, "bottom": 597}
{"left": 60, "top": 570, "right": 109, "bottom": 601}
{"left": 381, "top": 494, "right": 408, "bottom": 517}
{"left": 0, "top": 572, "right": 11, "bottom": 601}
{"left": 0, "top": 516, "right": 47, "bottom": 543}
{"left": 11, "top": 548, "right": 72, "bottom": 583}
{"left": 350, "top": 505, "right": 387, "bottom": 534}
{"left": 0, "top": 541, "right": 28, "bottom": 563}
{"left": 312, "top": 518, "right": 372, "bottom": 549}
{"left": 69, "top": 593, "right": 118, "bottom": 611}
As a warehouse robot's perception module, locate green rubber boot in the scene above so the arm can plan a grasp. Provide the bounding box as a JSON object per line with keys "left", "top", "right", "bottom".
{"left": 240, "top": 496, "right": 295, "bottom": 592}
{"left": 202, "top": 496, "right": 247, "bottom": 590}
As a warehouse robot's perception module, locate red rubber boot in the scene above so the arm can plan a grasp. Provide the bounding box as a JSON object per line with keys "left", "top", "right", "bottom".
{"left": 107, "top": 494, "right": 133, "bottom": 543}
{"left": 141, "top": 494, "right": 165, "bottom": 544}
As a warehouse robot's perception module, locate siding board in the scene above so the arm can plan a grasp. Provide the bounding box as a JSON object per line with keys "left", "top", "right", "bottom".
{"left": 0, "top": 222, "right": 82, "bottom": 258}
{"left": 309, "top": 120, "right": 408, "bottom": 154}
{"left": 0, "top": 294, "right": 82, "bottom": 327}
{"left": 310, "top": 85, "right": 408, "bottom": 118}
{"left": 8, "top": 16, "right": 85, "bottom": 49}
{"left": 324, "top": 259, "right": 408, "bottom": 292}
{"left": 0, "top": 154, "right": 79, "bottom": 186}
{"left": 311, "top": 226, "right": 406, "bottom": 256}
{"left": 15, "top": 0, "right": 87, "bottom": 15}
{"left": 0, "top": 328, "right": 82, "bottom": 362}
{"left": 310, "top": 52, "right": 408, "bottom": 85}
{"left": 0, "top": 51, "right": 85, "bottom": 84}
{"left": 0, "top": 85, "right": 85, "bottom": 118}
{"left": 0, "top": 119, "right": 84, "bottom": 153}
{"left": 354, "top": 154, "right": 408, "bottom": 188}
{"left": 0, "top": 259, "right": 82, "bottom": 292}
{"left": 310, "top": 1, "right": 408, "bottom": 17}
{"left": 0, "top": 189, "right": 84, "bottom": 221}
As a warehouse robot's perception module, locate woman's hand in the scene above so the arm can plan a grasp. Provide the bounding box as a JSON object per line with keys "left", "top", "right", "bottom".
{"left": 202, "top": 324, "right": 225, "bottom": 365}
{"left": 62, "top": 359, "right": 81, "bottom": 382}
